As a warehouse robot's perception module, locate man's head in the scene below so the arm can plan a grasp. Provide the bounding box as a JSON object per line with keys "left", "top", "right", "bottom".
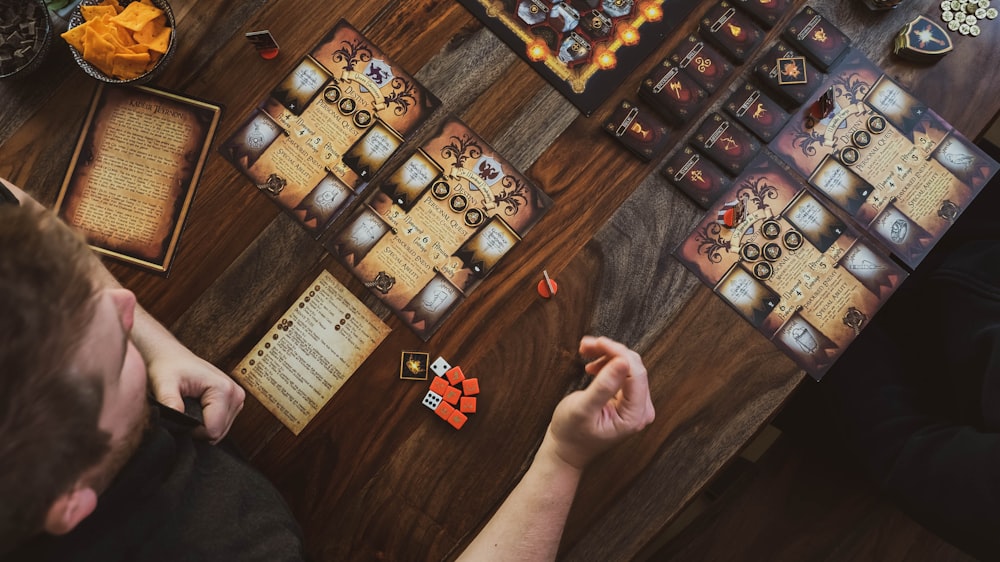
{"left": 0, "top": 204, "right": 149, "bottom": 553}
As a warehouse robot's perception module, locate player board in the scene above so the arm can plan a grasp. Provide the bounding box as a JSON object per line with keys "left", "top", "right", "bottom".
{"left": 672, "top": 41, "right": 998, "bottom": 378}
{"left": 674, "top": 154, "right": 907, "bottom": 379}
{"left": 457, "top": 0, "right": 701, "bottom": 115}
{"left": 220, "top": 20, "right": 440, "bottom": 236}
{"left": 770, "top": 49, "right": 999, "bottom": 269}
{"left": 328, "top": 117, "right": 553, "bottom": 340}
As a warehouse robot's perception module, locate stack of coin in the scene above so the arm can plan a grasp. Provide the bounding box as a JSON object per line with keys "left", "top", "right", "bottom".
{"left": 941, "top": 0, "right": 997, "bottom": 36}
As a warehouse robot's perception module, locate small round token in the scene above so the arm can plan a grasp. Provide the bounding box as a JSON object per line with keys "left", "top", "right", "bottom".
{"left": 464, "top": 208, "right": 484, "bottom": 227}
{"left": 853, "top": 129, "right": 872, "bottom": 148}
{"left": 537, "top": 278, "right": 558, "bottom": 298}
{"left": 840, "top": 146, "right": 860, "bottom": 165}
{"left": 353, "top": 110, "right": 372, "bottom": 128}
{"left": 763, "top": 242, "right": 783, "bottom": 261}
{"left": 431, "top": 180, "right": 450, "bottom": 199}
{"left": 966, "top": 2, "right": 978, "bottom": 12}
{"left": 980, "top": 0, "right": 990, "bottom": 7}
{"left": 949, "top": 18, "right": 961, "bottom": 30}
{"left": 965, "top": 14, "right": 977, "bottom": 24}
{"left": 976, "top": 7, "right": 987, "bottom": 17}
{"left": 987, "top": 7, "right": 997, "bottom": 18}
{"left": 741, "top": 243, "right": 762, "bottom": 261}
{"left": 868, "top": 115, "right": 887, "bottom": 133}
{"left": 323, "top": 85, "right": 342, "bottom": 103}
{"left": 951, "top": 0, "right": 961, "bottom": 10}
{"left": 783, "top": 230, "right": 803, "bottom": 250}
{"left": 762, "top": 220, "right": 781, "bottom": 239}
{"left": 753, "top": 261, "right": 773, "bottom": 280}
{"left": 942, "top": 10, "right": 954, "bottom": 20}
{"left": 970, "top": 23, "right": 981, "bottom": 35}
{"left": 450, "top": 194, "right": 468, "bottom": 212}
{"left": 941, "top": 0, "right": 952, "bottom": 9}
{"left": 338, "top": 97, "right": 357, "bottom": 115}
{"left": 960, "top": 22, "right": 971, "bottom": 34}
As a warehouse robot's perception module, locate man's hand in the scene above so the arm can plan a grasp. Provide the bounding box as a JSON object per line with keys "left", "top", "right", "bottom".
{"left": 542, "top": 336, "right": 655, "bottom": 471}
{"left": 144, "top": 337, "right": 245, "bottom": 444}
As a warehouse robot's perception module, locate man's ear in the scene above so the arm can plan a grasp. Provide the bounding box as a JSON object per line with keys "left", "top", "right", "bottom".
{"left": 42, "top": 485, "right": 98, "bottom": 535}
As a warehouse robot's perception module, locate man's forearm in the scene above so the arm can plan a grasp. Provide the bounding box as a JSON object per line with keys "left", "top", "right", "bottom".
{"left": 457, "top": 434, "right": 583, "bottom": 562}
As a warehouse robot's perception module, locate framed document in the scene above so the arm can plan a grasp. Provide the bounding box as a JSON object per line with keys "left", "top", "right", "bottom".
{"left": 56, "top": 84, "right": 222, "bottom": 273}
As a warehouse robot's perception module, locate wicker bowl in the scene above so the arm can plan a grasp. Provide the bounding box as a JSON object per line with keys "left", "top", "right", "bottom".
{"left": 0, "top": 0, "right": 53, "bottom": 80}
{"left": 66, "top": 0, "right": 176, "bottom": 85}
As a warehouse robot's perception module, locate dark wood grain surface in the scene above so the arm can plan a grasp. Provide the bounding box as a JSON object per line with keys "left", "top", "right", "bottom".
{"left": 3, "top": 0, "right": 998, "bottom": 560}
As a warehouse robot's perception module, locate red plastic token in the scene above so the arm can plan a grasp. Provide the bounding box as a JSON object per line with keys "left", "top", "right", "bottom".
{"left": 537, "top": 278, "right": 558, "bottom": 298}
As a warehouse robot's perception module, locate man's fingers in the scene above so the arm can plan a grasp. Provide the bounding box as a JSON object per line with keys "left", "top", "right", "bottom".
{"left": 581, "top": 356, "right": 630, "bottom": 412}
{"left": 150, "top": 378, "right": 185, "bottom": 413}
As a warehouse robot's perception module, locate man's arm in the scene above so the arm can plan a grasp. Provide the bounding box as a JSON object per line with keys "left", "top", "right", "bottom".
{"left": 457, "top": 336, "right": 655, "bottom": 561}
{"left": 3, "top": 179, "right": 244, "bottom": 443}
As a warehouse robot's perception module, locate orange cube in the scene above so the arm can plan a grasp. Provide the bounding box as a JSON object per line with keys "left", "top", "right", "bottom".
{"left": 435, "top": 401, "right": 454, "bottom": 420}
{"left": 461, "top": 378, "right": 479, "bottom": 396}
{"left": 442, "top": 385, "right": 461, "bottom": 405}
{"left": 429, "top": 376, "right": 449, "bottom": 396}
{"left": 460, "top": 396, "right": 477, "bottom": 414}
{"left": 448, "top": 410, "right": 468, "bottom": 430}
{"left": 445, "top": 366, "right": 465, "bottom": 385}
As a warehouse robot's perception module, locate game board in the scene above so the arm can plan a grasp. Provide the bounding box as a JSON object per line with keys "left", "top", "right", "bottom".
{"left": 328, "top": 117, "right": 553, "bottom": 340}
{"left": 673, "top": 44, "right": 998, "bottom": 379}
{"left": 220, "top": 20, "right": 440, "bottom": 236}
{"left": 458, "top": 0, "right": 701, "bottom": 115}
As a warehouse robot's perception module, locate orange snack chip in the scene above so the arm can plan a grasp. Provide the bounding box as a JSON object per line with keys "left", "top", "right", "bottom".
{"left": 110, "top": 2, "right": 162, "bottom": 32}
{"left": 60, "top": 0, "right": 171, "bottom": 80}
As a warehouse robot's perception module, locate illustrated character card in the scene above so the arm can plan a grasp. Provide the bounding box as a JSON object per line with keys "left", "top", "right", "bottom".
{"left": 674, "top": 154, "right": 906, "bottom": 378}
{"left": 669, "top": 36, "right": 734, "bottom": 94}
{"left": 663, "top": 145, "right": 733, "bottom": 208}
{"left": 771, "top": 48, "right": 999, "bottom": 268}
{"left": 329, "top": 117, "right": 553, "bottom": 340}
{"left": 220, "top": 20, "right": 440, "bottom": 236}
{"left": 699, "top": 1, "right": 765, "bottom": 64}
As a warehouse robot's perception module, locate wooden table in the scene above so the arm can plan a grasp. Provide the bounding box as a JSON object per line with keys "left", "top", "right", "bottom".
{"left": 3, "top": 1, "right": 998, "bottom": 559}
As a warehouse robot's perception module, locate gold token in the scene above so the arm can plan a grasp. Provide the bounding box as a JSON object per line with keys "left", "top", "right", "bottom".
{"left": 753, "top": 261, "right": 773, "bottom": 280}
{"left": 741, "top": 243, "right": 761, "bottom": 261}
{"left": 763, "top": 242, "right": 783, "bottom": 261}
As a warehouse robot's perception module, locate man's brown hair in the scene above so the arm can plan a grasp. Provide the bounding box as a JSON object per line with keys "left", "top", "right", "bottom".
{"left": 0, "top": 204, "right": 111, "bottom": 553}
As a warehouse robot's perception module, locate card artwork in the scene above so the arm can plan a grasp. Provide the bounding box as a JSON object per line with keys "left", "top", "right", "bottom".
{"left": 220, "top": 19, "right": 440, "bottom": 236}
{"left": 329, "top": 117, "right": 553, "bottom": 340}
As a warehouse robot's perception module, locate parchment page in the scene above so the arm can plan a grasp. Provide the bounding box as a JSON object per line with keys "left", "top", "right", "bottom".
{"left": 58, "top": 85, "right": 216, "bottom": 269}
{"left": 232, "top": 270, "right": 390, "bottom": 434}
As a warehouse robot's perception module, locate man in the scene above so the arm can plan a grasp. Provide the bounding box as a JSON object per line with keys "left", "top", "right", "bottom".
{"left": 0, "top": 179, "right": 655, "bottom": 560}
